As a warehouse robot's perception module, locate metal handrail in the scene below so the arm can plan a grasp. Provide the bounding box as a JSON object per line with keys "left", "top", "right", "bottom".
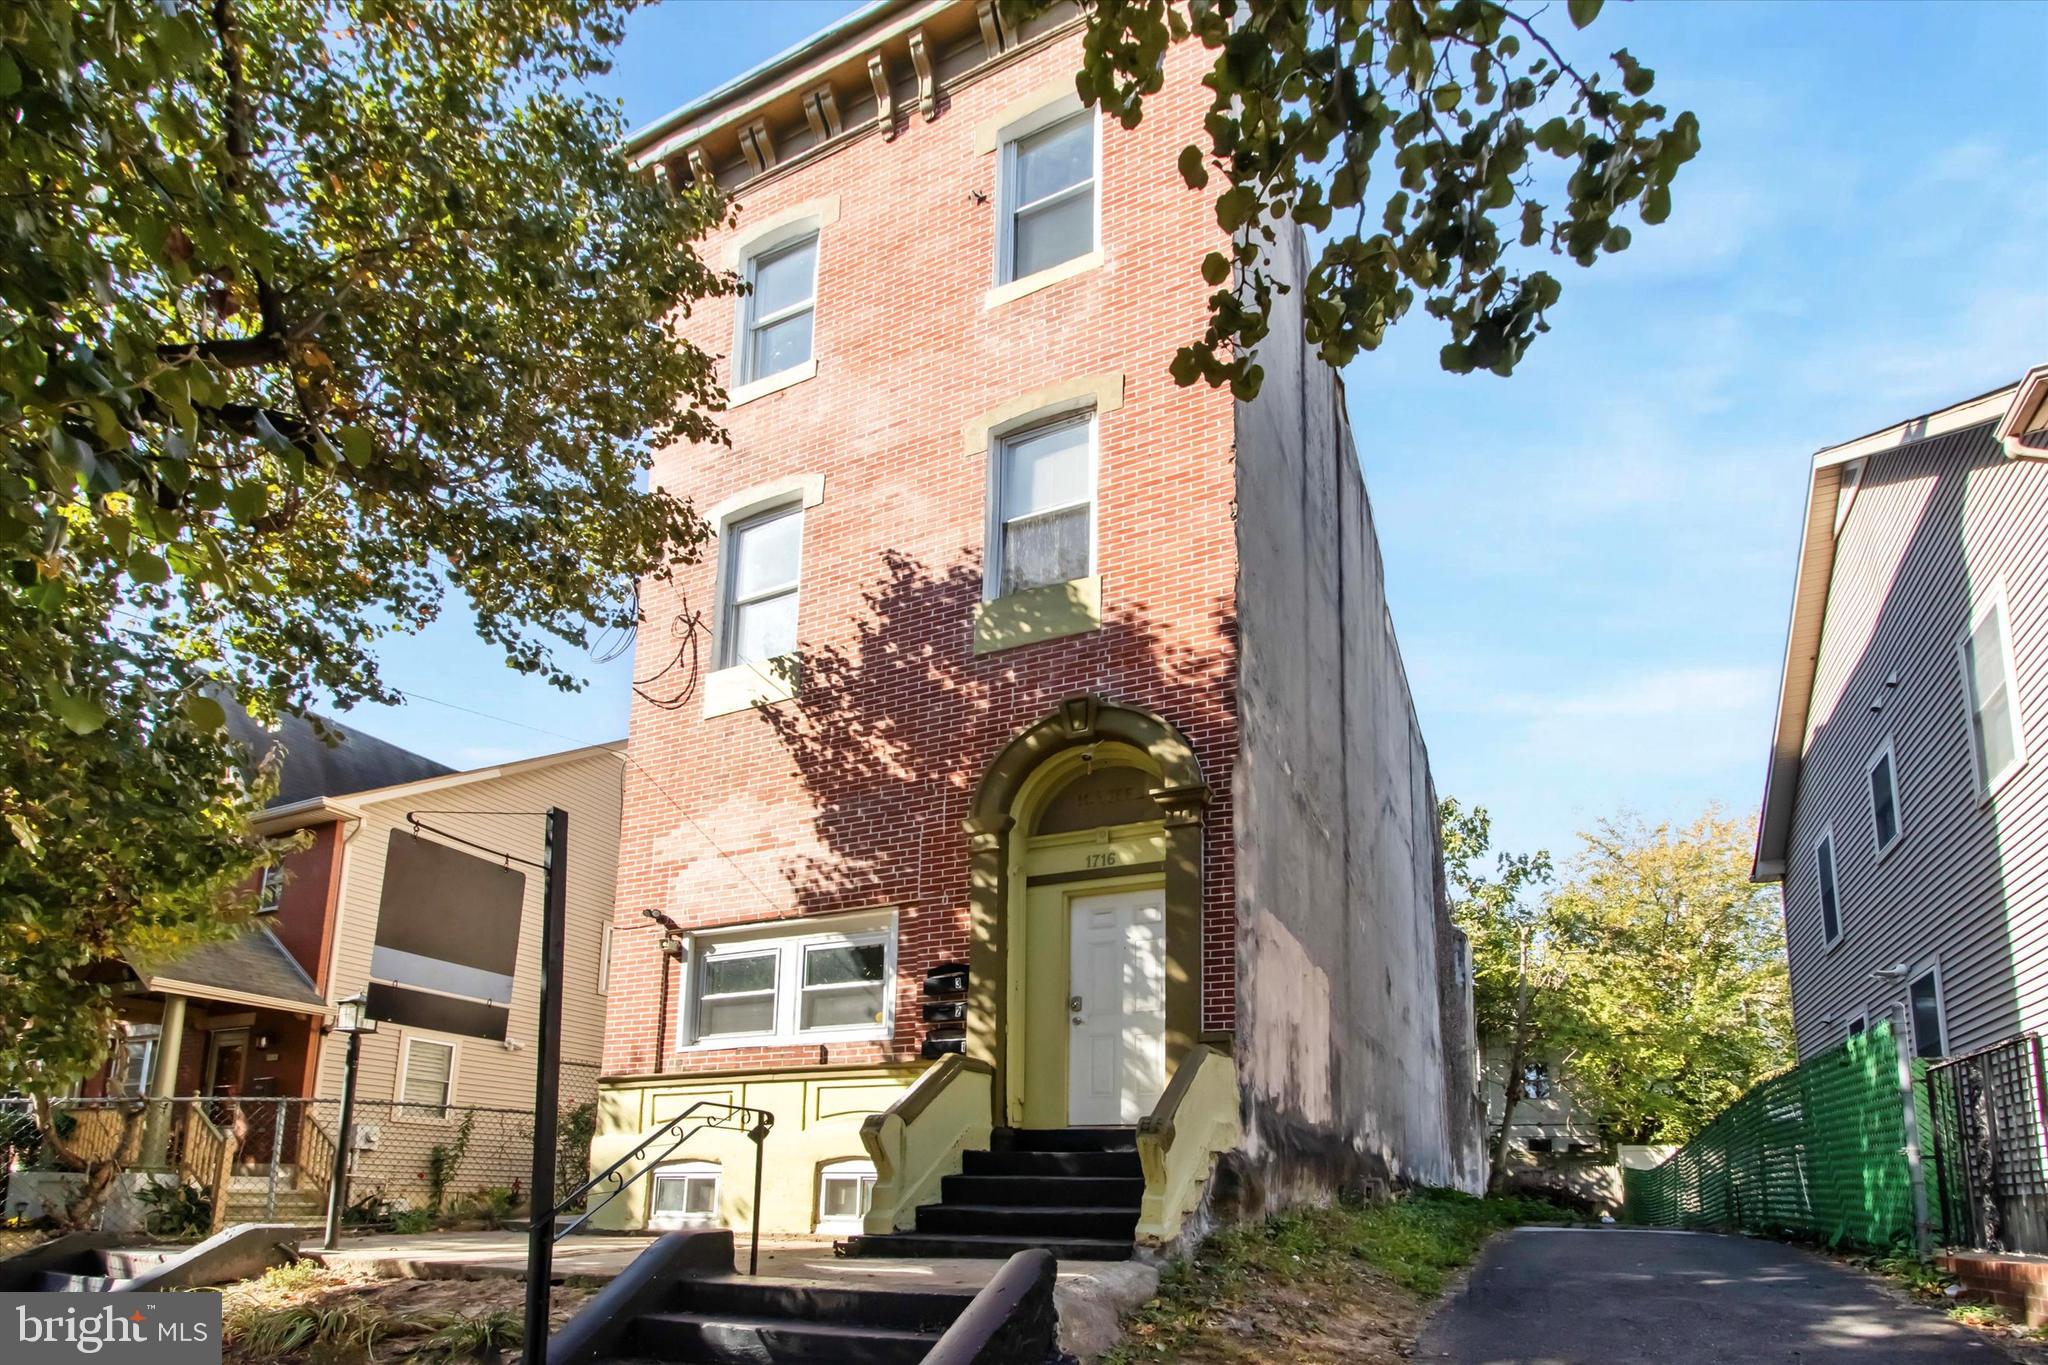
{"left": 548, "top": 1100, "right": 774, "bottom": 1272}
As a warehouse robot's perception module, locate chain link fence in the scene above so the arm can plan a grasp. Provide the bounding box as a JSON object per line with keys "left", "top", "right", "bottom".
{"left": 2, "top": 1088, "right": 601, "bottom": 1238}
{"left": 1622, "top": 1020, "right": 1930, "bottom": 1250}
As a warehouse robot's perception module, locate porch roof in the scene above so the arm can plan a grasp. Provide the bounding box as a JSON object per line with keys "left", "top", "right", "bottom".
{"left": 136, "top": 925, "right": 326, "bottom": 1013}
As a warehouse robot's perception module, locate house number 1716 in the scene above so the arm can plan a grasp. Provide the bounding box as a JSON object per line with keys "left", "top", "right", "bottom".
{"left": 1085, "top": 852, "right": 1122, "bottom": 869}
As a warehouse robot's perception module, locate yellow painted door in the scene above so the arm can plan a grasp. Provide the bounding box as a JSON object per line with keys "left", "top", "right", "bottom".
{"left": 1067, "top": 889, "right": 1167, "bottom": 1125}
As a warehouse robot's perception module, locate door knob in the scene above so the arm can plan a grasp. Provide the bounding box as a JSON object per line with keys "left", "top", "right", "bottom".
{"left": 1071, "top": 1016, "right": 1085, "bottom": 1026}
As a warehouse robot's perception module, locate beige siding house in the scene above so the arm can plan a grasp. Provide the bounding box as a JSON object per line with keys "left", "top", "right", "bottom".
{"left": 1754, "top": 364, "right": 2048, "bottom": 1060}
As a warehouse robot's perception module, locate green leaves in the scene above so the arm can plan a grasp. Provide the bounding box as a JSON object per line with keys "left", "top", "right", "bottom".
{"left": 1037, "top": 0, "right": 1699, "bottom": 392}
{"left": 49, "top": 688, "right": 109, "bottom": 736}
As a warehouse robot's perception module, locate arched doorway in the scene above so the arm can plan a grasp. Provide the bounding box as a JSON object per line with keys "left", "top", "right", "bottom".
{"left": 961, "top": 695, "right": 1209, "bottom": 1127}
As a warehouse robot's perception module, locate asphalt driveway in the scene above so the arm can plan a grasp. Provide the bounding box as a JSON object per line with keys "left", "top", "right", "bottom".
{"left": 1415, "top": 1227, "right": 2001, "bottom": 1363}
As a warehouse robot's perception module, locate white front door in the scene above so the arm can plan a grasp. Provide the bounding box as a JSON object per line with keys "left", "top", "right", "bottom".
{"left": 1067, "top": 888, "right": 1168, "bottom": 1125}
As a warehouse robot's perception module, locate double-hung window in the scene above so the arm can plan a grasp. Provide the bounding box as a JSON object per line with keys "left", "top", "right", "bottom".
{"left": 720, "top": 504, "right": 803, "bottom": 668}
{"left": 738, "top": 234, "right": 817, "bottom": 385}
{"left": 258, "top": 864, "right": 285, "bottom": 915}
{"left": 1815, "top": 831, "right": 1842, "bottom": 946}
{"left": 687, "top": 913, "right": 895, "bottom": 1048}
{"left": 991, "top": 414, "right": 1094, "bottom": 598}
{"left": 1867, "top": 738, "right": 1902, "bottom": 858}
{"left": 1959, "top": 585, "right": 2028, "bottom": 798}
{"left": 1000, "top": 110, "right": 1097, "bottom": 283}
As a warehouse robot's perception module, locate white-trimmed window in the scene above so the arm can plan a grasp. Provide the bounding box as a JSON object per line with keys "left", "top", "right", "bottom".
{"left": 597, "top": 923, "right": 612, "bottom": 996}
{"left": 815, "top": 1158, "right": 877, "bottom": 1234}
{"left": 989, "top": 413, "right": 1095, "bottom": 599}
{"left": 1815, "top": 830, "right": 1842, "bottom": 946}
{"left": 649, "top": 1161, "right": 722, "bottom": 1229}
{"left": 399, "top": 1037, "right": 456, "bottom": 1118}
{"left": 685, "top": 912, "right": 895, "bottom": 1049}
{"left": 258, "top": 864, "right": 285, "bottom": 915}
{"left": 1907, "top": 965, "right": 1946, "bottom": 1060}
{"left": 1844, "top": 1011, "right": 1868, "bottom": 1039}
{"left": 998, "top": 108, "right": 1098, "bottom": 283}
{"left": 737, "top": 233, "right": 817, "bottom": 385}
{"left": 114, "top": 1025, "right": 159, "bottom": 1098}
{"left": 1959, "top": 584, "right": 2028, "bottom": 798}
{"left": 719, "top": 503, "right": 803, "bottom": 669}
{"left": 1867, "top": 738, "right": 1902, "bottom": 859}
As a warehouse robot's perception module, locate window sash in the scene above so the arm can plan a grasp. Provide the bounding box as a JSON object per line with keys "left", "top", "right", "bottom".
{"left": 1960, "top": 592, "right": 2027, "bottom": 795}
{"left": 1868, "top": 748, "right": 1899, "bottom": 853}
{"left": 720, "top": 506, "right": 803, "bottom": 668}
{"left": 401, "top": 1040, "right": 454, "bottom": 1115}
{"left": 1908, "top": 972, "right": 1944, "bottom": 1058}
{"left": 1000, "top": 113, "right": 1096, "bottom": 282}
{"left": 651, "top": 1167, "right": 721, "bottom": 1223}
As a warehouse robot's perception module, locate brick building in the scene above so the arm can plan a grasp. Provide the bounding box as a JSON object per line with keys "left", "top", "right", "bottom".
{"left": 591, "top": 0, "right": 1484, "bottom": 1249}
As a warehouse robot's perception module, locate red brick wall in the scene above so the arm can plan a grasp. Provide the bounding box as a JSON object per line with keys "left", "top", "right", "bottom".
{"left": 604, "top": 29, "right": 1238, "bottom": 1078}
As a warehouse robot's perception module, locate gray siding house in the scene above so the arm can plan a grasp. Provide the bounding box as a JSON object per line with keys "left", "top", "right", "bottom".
{"left": 1754, "top": 364, "right": 2048, "bottom": 1060}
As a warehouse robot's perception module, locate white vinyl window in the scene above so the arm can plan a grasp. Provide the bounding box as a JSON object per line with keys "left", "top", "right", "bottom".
{"left": 114, "top": 1026, "right": 159, "bottom": 1098}
{"left": 1908, "top": 966, "right": 1946, "bottom": 1060}
{"left": 815, "top": 1158, "right": 877, "bottom": 1234}
{"left": 989, "top": 413, "right": 1095, "bottom": 599}
{"left": 719, "top": 504, "right": 803, "bottom": 669}
{"left": 685, "top": 915, "right": 895, "bottom": 1049}
{"left": 1867, "top": 738, "right": 1902, "bottom": 859}
{"left": 999, "top": 110, "right": 1098, "bottom": 283}
{"left": 399, "top": 1038, "right": 456, "bottom": 1118}
{"left": 258, "top": 864, "right": 285, "bottom": 915}
{"left": 649, "top": 1161, "right": 722, "bottom": 1229}
{"left": 1959, "top": 584, "right": 2028, "bottom": 798}
{"left": 738, "top": 234, "right": 817, "bottom": 384}
{"left": 1815, "top": 830, "right": 1842, "bottom": 947}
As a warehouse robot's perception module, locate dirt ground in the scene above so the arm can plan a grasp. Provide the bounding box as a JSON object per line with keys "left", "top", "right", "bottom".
{"left": 1111, "top": 1251, "right": 1436, "bottom": 1364}
{"left": 219, "top": 1262, "right": 598, "bottom": 1365}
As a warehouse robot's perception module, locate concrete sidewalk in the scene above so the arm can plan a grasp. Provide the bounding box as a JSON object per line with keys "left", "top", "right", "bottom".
{"left": 1417, "top": 1227, "right": 2001, "bottom": 1363}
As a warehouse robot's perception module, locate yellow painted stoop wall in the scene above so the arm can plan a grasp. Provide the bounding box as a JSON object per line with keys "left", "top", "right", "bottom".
{"left": 590, "top": 1064, "right": 923, "bottom": 1236}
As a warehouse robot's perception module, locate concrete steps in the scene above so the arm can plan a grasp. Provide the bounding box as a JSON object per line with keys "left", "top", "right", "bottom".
{"left": 844, "top": 1126, "right": 1143, "bottom": 1262}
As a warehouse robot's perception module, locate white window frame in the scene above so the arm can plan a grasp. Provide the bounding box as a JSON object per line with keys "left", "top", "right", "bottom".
{"left": 1866, "top": 736, "right": 1903, "bottom": 861}
{"left": 114, "top": 1025, "right": 160, "bottom": 1098}
{"left": 597, "top": 923, "right": 612, "bottom": 996}
{"left": 648, "top": 1161, "right": 722, "bottom": 1230}
{"left": 1906, "top": 961, "right": 1948, "bottom": 1060}
{"left": 681, "top": 910, "right": 897, "bottom": 1051}
{"left": 396, "top": 1035, "right": 458, "bottom": 1120}
{"left": 1843, "top": 1009, "right": 1868, "bottom": 1040}
{"left": 733, "top": 231, "right": 818, "bottom": 388}
{"left": 258, "top": 863, "right": 285, "bottom": 915}
{"left": 1833, "top": 459, "right": 1863, "bottom": 536}
{"left": 995, "top": 102, "right": 1102, "bottom": 287}
{"left": 984, "top": 410, "right": 1098, "bottom": 603}
{"left": 716, "top": 501, "right": 804, "bottom": 671}
{"left": 1814, "top": 827, "right": 1843, "bottom": 949}
{"left": 814, "top": 1158, "right": 878, "bottom": 1235}
{"left": 1957, "top": 580, "right": 2029, "bottom": 801}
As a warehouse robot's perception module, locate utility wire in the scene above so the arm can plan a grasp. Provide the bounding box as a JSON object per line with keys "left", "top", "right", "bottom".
{"left": 398, "top": 689, "right": 783, "bottom": 914}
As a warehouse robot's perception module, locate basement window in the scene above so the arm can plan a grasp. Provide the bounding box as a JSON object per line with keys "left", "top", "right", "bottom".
{"left": 649, "top": 1162, "right": 722, "bottom": 1229}
{"left": 815, "top": 1159, "right": 877, "bottom": 1235}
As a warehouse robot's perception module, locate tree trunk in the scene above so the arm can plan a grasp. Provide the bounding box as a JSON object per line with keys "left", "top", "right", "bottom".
{"left": 1488, "top": 939, "right": 1536, "bottom": 1195}
{"left": 34, "top": 1096, "right": 149, "bottom": 1231}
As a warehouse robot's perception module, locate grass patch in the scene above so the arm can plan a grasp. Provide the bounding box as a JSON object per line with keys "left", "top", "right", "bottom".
{"left": 1104, "top": 1189, "right": 1570, "bottom": 1364}
{"left": 220, "top": 1261, "right": 591, "bottom": 1363}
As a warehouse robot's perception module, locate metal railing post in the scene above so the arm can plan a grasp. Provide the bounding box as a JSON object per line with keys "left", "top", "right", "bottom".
{"left": 266, "top": 1098, "right": 286, "bottom": 1220}
{"left": 749, "top": 1119, "right": 767, "bottom": 1276}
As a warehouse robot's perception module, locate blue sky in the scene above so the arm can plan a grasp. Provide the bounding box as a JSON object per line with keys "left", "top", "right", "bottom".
{"left": 333, "top": 0, "right": 2048, "bottom": 866}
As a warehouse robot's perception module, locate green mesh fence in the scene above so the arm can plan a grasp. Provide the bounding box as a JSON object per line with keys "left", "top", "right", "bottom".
{"left": 1623, "top": 1021, "right": 1925, "bottom": 1249}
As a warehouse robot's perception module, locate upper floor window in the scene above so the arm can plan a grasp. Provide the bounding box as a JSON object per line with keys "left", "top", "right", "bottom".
{"left": 1815, "top": 831, "right": 1842, "bottom": 946}
{"left": 999, "top": 110, "right": 1097, "bottom": 283}
{"left": 257, "top": 863, "right": 285, "bottom": 915}
{"left": 738, "top": 233, "right": 817, "bottom": 385}
{"left": 1867, "top": 738, "right": 1901, "bottom": 859}
{"left": 1959, "top": 584, "right": 2028, "bottom": 798}
{"left": 990, "top": 413, "right": 1094, "bottom": 599}
{"left": 719, "top": 503, "right": 803, "bottom": 668}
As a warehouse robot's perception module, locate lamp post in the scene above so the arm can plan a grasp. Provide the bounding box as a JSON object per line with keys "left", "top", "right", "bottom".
{"left": 322, "top": 992, "right": 377, "bottom": 1250}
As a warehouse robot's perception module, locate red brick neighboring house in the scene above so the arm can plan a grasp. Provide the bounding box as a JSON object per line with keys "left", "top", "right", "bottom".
{"left": 590, "top": 0, "right": 1484, "bottom": 1245}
